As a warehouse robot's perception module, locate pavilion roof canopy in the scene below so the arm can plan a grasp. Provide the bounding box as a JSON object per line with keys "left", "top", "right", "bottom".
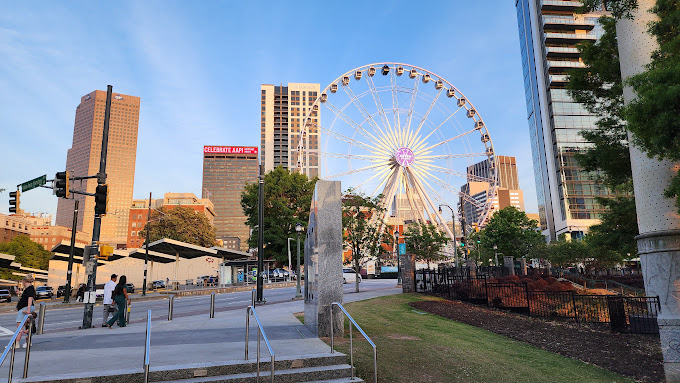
{"left": 143, "top": 238, "right": 218, "bottom": 259}
{"left": 50, "top": 241, "right": 127, "bottom": 262}
{"left": 128, "top": 249, "right": 177, "bottom": 264}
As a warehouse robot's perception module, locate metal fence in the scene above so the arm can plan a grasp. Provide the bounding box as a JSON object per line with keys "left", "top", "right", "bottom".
{"left": 414, "top": 269, "right": 661, "bottom": 334}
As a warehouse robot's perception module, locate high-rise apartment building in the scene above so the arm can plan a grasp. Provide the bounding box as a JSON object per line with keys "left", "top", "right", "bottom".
{"left": 459, "top": 156, "right": 525, "bottom": 226}
{"left": 515, "top": 1, "right": 612, "bottom": 240}
{"left": 56, "top": 90, "right": 140, "bottom": 246}
{"left": 260, "top": 83, "right": 320, "bottom": 178}
{"left": 202, "top": 146, "right": 259, "bottom": 251}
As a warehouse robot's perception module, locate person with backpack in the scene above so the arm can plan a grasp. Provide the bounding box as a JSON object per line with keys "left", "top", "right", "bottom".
{"left": 15, "top": 274, "right": 36, "bottom": 348}
{"left": 106, "top": 275, "right": 131, "bottom": 328}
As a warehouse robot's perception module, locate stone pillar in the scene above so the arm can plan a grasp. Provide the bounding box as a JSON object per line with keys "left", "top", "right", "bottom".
{"left": 304, "top": 181, "right": 344, "bottom": 338}
{"left": 504, "top": 256, "right": 515, "bottom": 276}
{"left": 465, "top": 259, "right": 477, "bottom": 277}
{"left": 400, "top": 254, "right": 416, "bottom": 293}
{"left": 519, "top": 258, "right": 527, "bottom": 276}
{"left": 616, "top": 2, "right": 680, "bottom": 380}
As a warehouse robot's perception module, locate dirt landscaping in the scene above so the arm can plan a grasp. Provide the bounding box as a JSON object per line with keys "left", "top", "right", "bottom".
{"left": 410, "top": 298, "right": 664, "bottom": 382}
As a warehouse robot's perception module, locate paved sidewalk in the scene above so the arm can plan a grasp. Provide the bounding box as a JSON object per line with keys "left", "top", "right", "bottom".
{"left": 0, "top": 285, "right": 401, "bottom": 382}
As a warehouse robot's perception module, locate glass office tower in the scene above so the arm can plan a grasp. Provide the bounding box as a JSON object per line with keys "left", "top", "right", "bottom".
{"left": 515, "top": 0, "right": 613, "bottom": 241}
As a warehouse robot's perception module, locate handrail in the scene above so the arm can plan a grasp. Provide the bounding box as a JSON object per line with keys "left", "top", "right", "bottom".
{"left": 143, "top": 310, "right": 151, "bottom": 383}
{"left": 330, "top": 302, "right": 377, "bottom": 383}
{"left": 245, "top": 305, "right": 275, "bottom": 383}
{"left": 1, "top": 314, "right": 30, "bottom": 383}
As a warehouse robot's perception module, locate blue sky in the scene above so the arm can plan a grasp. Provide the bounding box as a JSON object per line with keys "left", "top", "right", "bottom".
{"left": 0, "top": 1, "right": 538, "bottom": 219}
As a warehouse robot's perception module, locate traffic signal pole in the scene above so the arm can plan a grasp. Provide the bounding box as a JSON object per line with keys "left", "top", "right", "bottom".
{"left": 256, "top": 164, "right": 265, "bottom": 303}
{"left": 81, "top": 85, "right": 112, "bottom": 329}
{"left": 64, "top": 199, "right": 79, "bottom": 303}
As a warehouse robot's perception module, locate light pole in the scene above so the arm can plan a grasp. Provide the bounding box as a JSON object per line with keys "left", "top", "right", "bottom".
{"left": 438, "top": 205, "right": 459, "bottom": 268}
{"left": 141, "top": 200, "right": 170, "bottom": 296}
{"left": 287, "top": 237, "right": 295, "bottom": 281}
{"left": 493, "top": 244, "right": 498, "bottom": 266}
{"left": 395, "top": 230, "right": 401, "bottom": 285}
{"left": 295, "top": 222, "right": 303, "bottom": 298}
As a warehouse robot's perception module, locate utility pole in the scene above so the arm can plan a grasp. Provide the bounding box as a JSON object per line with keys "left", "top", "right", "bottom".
{"left": 81, "top": 85, "right": 112, "bottom": 329}
{"left": 64, "top": 199, "right": 79, "bottom": 303}
{"left": 256, "top": 164, "right": 265, "bottom": 303}
{"left": 142, "top": 192, "right": 152, "bottom": 296}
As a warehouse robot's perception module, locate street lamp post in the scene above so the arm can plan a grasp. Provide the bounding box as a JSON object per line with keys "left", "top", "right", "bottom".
{"left": 142, "top": 192, "right": 152, "bottom": 296}
{"left": 287, "top": 238, "right": 294, "bottom": 281}
{"left": 438, "top": 205, "right": 459, "bottom": 268}
{"left": 395, "top": 230, "right": 401, "bottom": 285}
{"left": 295, "top": 222, "right": 303, "bottom": 298}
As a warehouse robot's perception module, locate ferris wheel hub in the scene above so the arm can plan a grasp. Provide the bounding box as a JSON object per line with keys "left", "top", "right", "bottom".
{"left": 395, "top": 147, "right": 415, "bottom": 168}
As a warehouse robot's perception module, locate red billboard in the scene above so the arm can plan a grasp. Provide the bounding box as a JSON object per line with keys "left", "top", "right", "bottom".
{"left": 203, "top": 146, "right": 258, "bottom": 154}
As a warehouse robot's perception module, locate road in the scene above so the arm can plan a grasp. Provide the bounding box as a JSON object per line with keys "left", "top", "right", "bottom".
{"left": 0, "top": 279, "right": 397, "bottom": 335}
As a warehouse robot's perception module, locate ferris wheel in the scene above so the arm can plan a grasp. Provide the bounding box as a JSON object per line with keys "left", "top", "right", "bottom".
{"left": 296, "top": 62, "right": 498, "bottom": 240}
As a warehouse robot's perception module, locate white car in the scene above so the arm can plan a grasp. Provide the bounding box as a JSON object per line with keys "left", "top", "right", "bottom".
{"left": 342, "top": 268, "right": 362, "bottom": 284}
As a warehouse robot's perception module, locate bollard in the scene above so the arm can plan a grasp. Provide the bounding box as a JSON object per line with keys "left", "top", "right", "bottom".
{"left": 168, "top": 295, "right": 174, "bottom": 321}
{"left": 125, "top": 303, "right": 131, "bottom": 324}
{"left": 37, "top": 303, "right": 46, "bottom": 335}
{"left": 251, "top": 289, "right": 256, "bottom": 308}
{"left": 209, "top": 292, "right": 215, "bottom": 318}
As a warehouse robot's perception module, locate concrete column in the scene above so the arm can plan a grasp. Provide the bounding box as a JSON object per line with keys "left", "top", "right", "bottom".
{"left": 616, "top": 2, "right": 680, "bottom": 380}
{"left": 465, "top": 259, "right": 477, "bottom": 277}
{"left": 400, "top": 254, "right": 416, "bottom": 293}
{"left": 504, "top": 256, "right": 515, "bottom": 276}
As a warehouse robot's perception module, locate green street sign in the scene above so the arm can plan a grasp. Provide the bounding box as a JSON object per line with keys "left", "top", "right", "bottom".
{"left": 21, "top": 175, "right": 47, "bottom": 192}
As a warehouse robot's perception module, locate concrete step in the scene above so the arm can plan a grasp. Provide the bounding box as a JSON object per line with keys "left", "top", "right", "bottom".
{"left": 17, "top": 353, "right": 350, "bottom": 383}
{"left": 155, "top": 364, "right": 353, "bottom": 383}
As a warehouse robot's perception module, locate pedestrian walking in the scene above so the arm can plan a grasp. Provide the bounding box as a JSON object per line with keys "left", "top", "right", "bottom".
{"left": 106, "top": 275, "right": 131, "bottom": 328}
{"left": 76, "top": 284, "right": 85, "bottom": 302}
{"left": 102, "top": 274, "right": 117, "bottom": 327}
{"left": 15, "top": 274, "right": 36, "bottom": 348}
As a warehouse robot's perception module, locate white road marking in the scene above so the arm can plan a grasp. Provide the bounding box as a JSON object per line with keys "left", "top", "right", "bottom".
{"left": 0, "top": 326, "right": 16, "bottom": 336}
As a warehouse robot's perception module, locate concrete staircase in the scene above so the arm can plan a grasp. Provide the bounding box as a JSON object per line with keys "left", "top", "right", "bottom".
{"left": 17, "top": 352, "right": 363, "bottom": 383}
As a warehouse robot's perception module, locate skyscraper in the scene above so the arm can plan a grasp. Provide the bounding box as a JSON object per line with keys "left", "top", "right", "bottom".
{"left": 202, "top": 146, "right": 259, "bottom": 251}
{"left": 515, "top": 1, "right": 613, "bottom": 240}
{"left": 459, "top": 156, "right": 525, "bottom": 226}
{"left": 56, "top": 90, "right": 140, "bottom": 246}
{"left": 260, "top": 83, "right": 320, "bottom": 177}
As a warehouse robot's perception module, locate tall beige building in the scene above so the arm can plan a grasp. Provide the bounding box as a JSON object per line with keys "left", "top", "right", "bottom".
{"left": 56, "top": 90, "right": 140, "bottom": 246}
{"left": 260, "top": 83, "right": 320, "bottom": 177}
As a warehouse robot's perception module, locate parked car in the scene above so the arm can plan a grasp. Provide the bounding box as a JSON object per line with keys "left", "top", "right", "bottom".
{"left": 125, "top": 283, "right": 135, "bottom": 294}
{"left": 56, "top": 285, "right": 66, "bottom": 298}
{"left": 271, "top": 268, "right": 290, "bottom": 281}
{"left": 94, "top": 284, "right": 106, "bottom": 300}
{"left": 0, "top": 289, "right": 11, "bottom": 303}
{"left": 342, "top": 268, "right": 362, "bottom": 284}
{"left": 152, "top": 280, "right": 166, "bottom": 289}
{"left": 35, "top": 286, "right": 53, "bottom": 299}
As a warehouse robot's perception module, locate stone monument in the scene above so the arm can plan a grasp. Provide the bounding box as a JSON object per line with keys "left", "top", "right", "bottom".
{"left": 304, "top": 180, "right": 344, "bottom": 337}
{"left": 400, "top": 254, "right": 416, "bottom": 293}
{"left": 504, "top": 256, "right": 515, "bottom": 276}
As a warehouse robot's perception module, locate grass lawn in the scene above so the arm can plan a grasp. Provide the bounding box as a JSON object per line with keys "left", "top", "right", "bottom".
{"left": 321, "top": 294, "right": 633, "bottom": 383}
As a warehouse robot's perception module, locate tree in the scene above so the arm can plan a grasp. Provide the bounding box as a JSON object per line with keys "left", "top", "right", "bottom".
{"left": 342, "top": 190, "right": 392, "bottom": 293}
{"left": 138, "top": 206, "right": 216, "bottom": 247}
{"left": 404, "top": 223, "right": 449, "bottom": 269}
{"left": 0, "top": 235, "right": 52, "bottom": 280}
{"left": 241, "top": 167, "right": 317, "bottom": 264}
{"left": 565, "top": 14, "right": 639, "bottom": 257}
{"left": 545, "top": 239, "right": 591, "bottom": 270}
{"left": 478, "top": 207, "right": 545, "bottom": 261}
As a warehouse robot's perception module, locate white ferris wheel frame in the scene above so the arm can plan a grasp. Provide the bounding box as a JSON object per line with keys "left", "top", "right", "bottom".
{"left": 295, "top": 62, "right": 498, "bottom": 240}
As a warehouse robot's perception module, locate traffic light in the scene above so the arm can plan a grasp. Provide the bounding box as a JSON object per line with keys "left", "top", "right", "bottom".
{"left": 54, "top": 171, "right": 70, "bottom": 198}
{"left": 95, "top": 184, "right": 108, "bottom": 216}
{"left": 460, "top": 236, "right": 466, "bottom": 246}
{"left": 8, "top": 191, "right": 19, "bottom": 214}
{"left": 472, "top": 223, "right": 479, "bottom": 233}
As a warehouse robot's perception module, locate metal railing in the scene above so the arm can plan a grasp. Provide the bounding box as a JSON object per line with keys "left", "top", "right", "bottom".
{"left": 245, "top": 305, "right": 275, "bottom": 383}
{"left": 143, "top": 310, "right": 151, "bottom": 383}
{"left": 37, "top": 303, "right": 46, "bottom": 335}
{"left": 0, "top": 314, "right": 32, "bottom": 382}
{"left": 330, "top": 302, "right": 377, "bottom": 383}
{"left": 210, "top": 292, "right": 215, "bottom": 318}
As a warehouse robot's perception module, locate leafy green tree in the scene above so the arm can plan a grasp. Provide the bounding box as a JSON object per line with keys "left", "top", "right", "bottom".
{"left": 405, "top": 223, "right": 450, "bottom": 268}
{"left": 584, "top": 196, "right": 638, "bottom": 257}
{"left": 241, "top": 167, "right": 317, "bottom": 264}
{"left": 139, "top": 206, "right": 216, "bottom": 247}
{"left": 0, "top": 235, "right": 52, "bottom": 279}
{"left": 342, "top": 190, "right": 392, "bottom": 292}
{"left": 478, "top": 207, "right": 545, "bottom": 260}
{"left": 545, "top": 240, "right": 591, "bottom": 270}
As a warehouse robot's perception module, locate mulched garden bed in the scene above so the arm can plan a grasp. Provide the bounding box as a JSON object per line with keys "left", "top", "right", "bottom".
{"left": 410, "top": 297, "right": 663, "bottom": 382}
